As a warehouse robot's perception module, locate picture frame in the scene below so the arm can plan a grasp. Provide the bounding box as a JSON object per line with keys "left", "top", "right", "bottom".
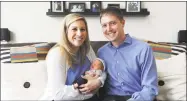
{"left": 51, "top": 1, "right": 64, "bottom": 12}
{"left": 90, "top": 1, "right": 101, "bottom": 12}
{"left": 126, "top": 1, "right": 141, "bottom": 12}
{"left": 108, "top": 4, "right": 120, "bottom": 9}
{"left": 69, "top": 3, "right": 85, "bottom": 12}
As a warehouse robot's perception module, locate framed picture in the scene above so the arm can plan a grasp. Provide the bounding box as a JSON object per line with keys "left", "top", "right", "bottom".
{"left": 90, "top": 1, "right": 101, "bottom": 12}
{"left": 51, "top": 1, "right": 64, "bottom": 12}
{"left": 69, "top": 3, "right": 85, "bottom": 12}
{"left": 108, "top": 4, "right": 120, "bottom": 9}
{"left": 126, "top": 1, "right": 141, "bottom": 12}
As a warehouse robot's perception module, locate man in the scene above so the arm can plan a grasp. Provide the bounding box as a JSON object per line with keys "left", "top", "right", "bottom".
{"left": 97, "top": 7, "right": 158, "bottom": 101}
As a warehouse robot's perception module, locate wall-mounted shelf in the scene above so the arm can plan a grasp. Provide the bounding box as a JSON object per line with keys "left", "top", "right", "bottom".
{"left": 46, "top": 8, "right": 150, "bottom": 17}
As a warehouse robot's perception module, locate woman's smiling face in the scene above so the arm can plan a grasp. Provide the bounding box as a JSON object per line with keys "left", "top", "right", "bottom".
{"left": 67, "top": 20, "right": 87, "bottom": 49}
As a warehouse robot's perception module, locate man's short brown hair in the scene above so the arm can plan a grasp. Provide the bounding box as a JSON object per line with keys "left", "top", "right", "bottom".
{"left": 100, "top": 7, "right": 124, "bottom": 22}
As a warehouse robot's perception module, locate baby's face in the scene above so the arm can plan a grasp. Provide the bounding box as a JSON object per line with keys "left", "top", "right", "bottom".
{"left": 91, "top": 60, "right": 103, "bottom": 70}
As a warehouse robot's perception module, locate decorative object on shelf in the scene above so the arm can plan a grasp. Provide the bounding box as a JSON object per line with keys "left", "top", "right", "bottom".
{"left": 69, "top": 3, "right": 85, "bottom": 12}
{"left": 46, "top": 1, "right": 149, "bottom": 16}
{"left": 126, "top": 1, "right": 141, "bottom": 12}
{"left": 108, "top": 4, "right": 120, "bottom": 8}
{"left": 51, "top": 1, "right": 64, "bottom": 12}
{"left": 1, "top": 28, "right": 11, "bottom": 43}
{"left": 90, "top": 1, "right": 101, "bottom": 12}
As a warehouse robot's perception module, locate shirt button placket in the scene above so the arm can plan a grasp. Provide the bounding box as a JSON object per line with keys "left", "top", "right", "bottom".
{"left": 117, "top": 73, "right": 120, "bottom": 76}
{"left": 116, "top": 72, "right": 120, "bottom": 80}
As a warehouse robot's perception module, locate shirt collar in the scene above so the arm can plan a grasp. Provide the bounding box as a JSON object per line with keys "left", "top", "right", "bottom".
{"left": 123, "top": 34, "right": 132, "bottom": 44}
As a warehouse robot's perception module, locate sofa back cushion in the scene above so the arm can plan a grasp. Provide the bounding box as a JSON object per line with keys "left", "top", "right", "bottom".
{"left": 90, "top": 41, "right": 108, "bottom": 54}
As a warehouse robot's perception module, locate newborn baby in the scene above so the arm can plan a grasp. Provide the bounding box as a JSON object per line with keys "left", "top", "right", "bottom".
{"left": 73, "top": 58, "right": 105, "bottom": 86}
{"left": 82, "top": 58, "right": 104, "bottom": 80}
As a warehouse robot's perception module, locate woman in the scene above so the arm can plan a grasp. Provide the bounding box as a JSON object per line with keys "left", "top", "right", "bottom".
{"left": 39, "top": 13, "right": 106, "bottom": 100}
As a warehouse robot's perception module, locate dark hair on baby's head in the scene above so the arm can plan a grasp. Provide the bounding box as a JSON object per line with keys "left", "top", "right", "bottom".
{"left": 100, "top": 7, "right": 124, "bottom": 22}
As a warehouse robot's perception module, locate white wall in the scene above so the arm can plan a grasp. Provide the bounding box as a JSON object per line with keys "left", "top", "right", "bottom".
{"left": 1, "top": 1, "right": 186, "bottom": 43}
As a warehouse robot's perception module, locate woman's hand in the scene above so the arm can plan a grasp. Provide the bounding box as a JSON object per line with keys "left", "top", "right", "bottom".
{"left": 78, "top": 78, "right": 101, "bottom": 94}
{"left": 73, "top": 83, "right": 79, "bottom": 89}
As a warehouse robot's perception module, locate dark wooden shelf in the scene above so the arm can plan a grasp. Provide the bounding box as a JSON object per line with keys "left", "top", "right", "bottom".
{"left": 46, "top": 8, "right": 150, "bottom": 17}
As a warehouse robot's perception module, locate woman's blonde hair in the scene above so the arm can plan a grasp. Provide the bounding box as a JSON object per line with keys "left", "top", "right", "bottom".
{"left": 57, "top": 13, "right": 90, "bottom": 67}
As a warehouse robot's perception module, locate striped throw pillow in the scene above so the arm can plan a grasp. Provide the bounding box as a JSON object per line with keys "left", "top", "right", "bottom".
{"left": 31, "top": 43, "right": 51, "bottom": 60}
{"left": 1, "top": 42, "right": 43, "bottom": 63}
{"left": 1, "top": 42, "right": 53, "bottom": 63}
{"left": 147, "top": 41, "right": 186, "bottom": 60}
{"left": 0, "top": 47, "right": 11, "bottom": 63}
{"left": 148, "top": 42, "right": 172, "bottom": 59}
{"left": 170, "top": 44, "right": 186, "bottom": 55}
{"left": 10, "top": 46, "right": 38, "bottom": 63}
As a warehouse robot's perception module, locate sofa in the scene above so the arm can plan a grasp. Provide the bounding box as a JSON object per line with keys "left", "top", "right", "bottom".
{"left": 1, "top": 40, "right": 186, "bottom": 100}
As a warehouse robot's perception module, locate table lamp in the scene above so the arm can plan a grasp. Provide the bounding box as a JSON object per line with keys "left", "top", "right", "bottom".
{"left": 1, "top": 28, "right": 10, "bottom": 43}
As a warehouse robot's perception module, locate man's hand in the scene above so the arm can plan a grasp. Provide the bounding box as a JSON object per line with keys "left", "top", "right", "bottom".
{"left": 79, "top": 78, "right": 101, "bottom": 94}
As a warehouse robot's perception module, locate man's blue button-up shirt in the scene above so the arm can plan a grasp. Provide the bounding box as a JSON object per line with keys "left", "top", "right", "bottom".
{"left": 98, "top": 34, "right": 158, "bottom": 100}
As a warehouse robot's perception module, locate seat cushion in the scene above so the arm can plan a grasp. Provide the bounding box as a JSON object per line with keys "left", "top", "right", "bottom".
{"left": 1, "top": 61, "right": 47, "bottom": 100}
{"left": 156, "top": 53, "right": 186, "bottom": 100}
